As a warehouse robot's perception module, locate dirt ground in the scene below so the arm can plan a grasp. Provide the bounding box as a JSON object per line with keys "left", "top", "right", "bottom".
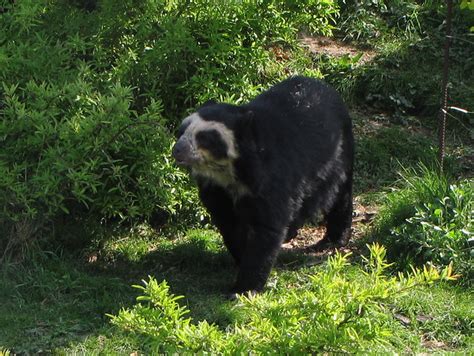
{"left": 300, "top": 35, "right": 376, "bottom": 63}
{"left": 281, "top": 200, "right": 378, "bottom": 258}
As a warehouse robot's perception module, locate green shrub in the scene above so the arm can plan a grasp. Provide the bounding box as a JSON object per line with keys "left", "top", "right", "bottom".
{"left": 373, "top": 166, "right": 473, "bottom": 284}
{"left": 337, "top": 0, "right": 452, "bottom": 44}
{"left": 94, "top": 0, "right": 338, "bottom": 114}
{"left": 0, "top": 0, "right": 338, "bottom": 255}
{"left": 337, "top": 0, "right": 474, "bottom": 116}
{"left": 110, "top": 244, "right": 458, "bottom": 353}
{"left": 0, "top": 79, "right": 192, "bottom": 254}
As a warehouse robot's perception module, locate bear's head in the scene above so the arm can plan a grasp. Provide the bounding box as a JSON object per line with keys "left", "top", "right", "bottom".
{"left": 172, "top": 103, "right": 255, "bottom": 189}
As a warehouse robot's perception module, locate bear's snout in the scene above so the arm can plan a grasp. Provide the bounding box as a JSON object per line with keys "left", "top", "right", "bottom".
{"left": 172, "top": 138, "right": 193, "bottom": 166}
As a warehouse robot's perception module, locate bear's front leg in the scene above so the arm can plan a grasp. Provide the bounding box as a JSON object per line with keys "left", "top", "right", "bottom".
{"left": 230, "top": 223, "right": 285, "bottom": 295}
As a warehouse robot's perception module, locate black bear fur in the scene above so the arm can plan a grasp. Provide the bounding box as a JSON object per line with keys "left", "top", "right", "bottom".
{"left": 173, "top": 76, "right": 354, "bottom": 295}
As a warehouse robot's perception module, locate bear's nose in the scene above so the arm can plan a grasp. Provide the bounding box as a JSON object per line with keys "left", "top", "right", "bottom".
{"left": 172, "top": 138, "right": 192, "bottom": 165}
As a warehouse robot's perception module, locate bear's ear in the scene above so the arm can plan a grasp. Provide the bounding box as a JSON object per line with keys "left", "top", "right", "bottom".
{"left": 198, "top": 99, "right": 217, "bottom": 109}
{"left": 236, "top": 108, "right": 257, "bottom": 144}
{"left": 242, "top": 108, "right": 255, "bottom": 123}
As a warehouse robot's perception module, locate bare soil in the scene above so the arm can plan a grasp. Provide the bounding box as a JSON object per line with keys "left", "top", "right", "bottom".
{"left": 281, "top": 200, "right": 377, "bottom": 257}
{"left": 300, "top": 35, "right": 376, "bottom": 63}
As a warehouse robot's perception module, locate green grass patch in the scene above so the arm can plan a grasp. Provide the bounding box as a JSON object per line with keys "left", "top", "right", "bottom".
{"left": 354, "top": 124, "right": 437, "bottom": 194}
{"left": 1, "top": 232, "right": 472, "bottom": 354}
{"left": 393, "top": 284, "right": 474, "bottom": 350}
{"left": 0, "top": 256, "right": 134, "bottom": 354}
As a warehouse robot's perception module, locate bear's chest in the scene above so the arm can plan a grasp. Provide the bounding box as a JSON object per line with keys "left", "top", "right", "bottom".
{"left": 193, "top": 161, "right": 250, "bottom": 200}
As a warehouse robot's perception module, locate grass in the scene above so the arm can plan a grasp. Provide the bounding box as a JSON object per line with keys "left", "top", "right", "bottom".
{"left": 1, "top": 230, "right": 472, "bottom": 353}
{"left": 353, "top": 120, "right": 437, "bottom": 194}
{"left": 393, "top": 284, "right": 474, "bottom": 350}
{"left": 0, "top": 255, "right": 132, "bottom": 354}
{"left": 0, "top": 229, "right": 233, "bottom": 353}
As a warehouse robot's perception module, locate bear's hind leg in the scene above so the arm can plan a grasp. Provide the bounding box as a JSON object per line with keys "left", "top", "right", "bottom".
{"left": 286, "top": 191, "right": 325, "bottom": 243}
{"left": 285, "top": 215, "right": 304, "bottom": 242}
{"left": 312, "top": 181, "right": 352, "bottom": 250}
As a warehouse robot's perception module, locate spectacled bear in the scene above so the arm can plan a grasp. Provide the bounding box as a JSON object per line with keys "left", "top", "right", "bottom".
{"left": 172, "top": 76, "right": 354, "bottom": 296}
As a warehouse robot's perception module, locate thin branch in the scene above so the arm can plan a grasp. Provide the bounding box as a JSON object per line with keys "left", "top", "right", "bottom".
{"left": 441, "top": 109, "right": 472, "bottom": 131}
{"left": 446, "top": 35, "right": 474, "bottom": 45}
{"left": 437, "top": 0, "right": 453, "bottom": 172}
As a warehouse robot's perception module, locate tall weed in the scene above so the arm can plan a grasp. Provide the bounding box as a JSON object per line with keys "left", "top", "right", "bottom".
{"left": 110, "top": 244, "right": 458, "bottom": 353}
{"left": 373, "top": 166, "right": 473, "bottom": 284}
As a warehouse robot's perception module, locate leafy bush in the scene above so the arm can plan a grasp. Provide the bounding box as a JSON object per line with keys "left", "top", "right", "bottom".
{"left": 110, "top": 244, "right": 458, "bottom": 353}
{"left": 0, "top": 78, "right": 194, "bottom": 253}
{"left": 94, "top": 0, "right": 337, "bottom": 112}
{"left": 0, "top": 0, "right": 338, "bottom": 255}
{"left": 373, "top": 166, "right": 473, "bottom": 284}
{"left": 337, "top": 0, "right": 444, "bottom": 43}
{"left": 337, "top": 0, "right": 474, "bottom": 116}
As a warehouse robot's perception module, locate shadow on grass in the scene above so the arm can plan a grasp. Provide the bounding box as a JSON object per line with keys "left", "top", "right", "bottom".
{"left": 353, "top": 122, "right": 438, "bottom": 197}
{"left": 0, "top": 255, "right": 134, "bottom": 354}
{"left": 0, "top": 229, "right": 333, "bottom": 353}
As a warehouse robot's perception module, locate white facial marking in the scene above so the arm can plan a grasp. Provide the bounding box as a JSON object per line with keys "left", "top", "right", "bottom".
{"left": 180, "top": 113, "right": 248, "bottom": 197}
{"left": 181, "top": 113, "right": 238, "bottom": 159}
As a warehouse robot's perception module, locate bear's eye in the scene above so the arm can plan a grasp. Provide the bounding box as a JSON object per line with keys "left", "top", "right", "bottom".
{"left": 195, "top": 129, "right": 228, "bottom": 160}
